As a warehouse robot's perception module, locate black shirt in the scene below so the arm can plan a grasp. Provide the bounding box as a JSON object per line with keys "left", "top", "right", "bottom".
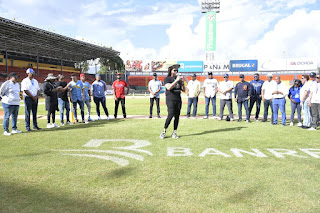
{"left": 234, "top": 81, "right": 252, "bottom": 101}
{"left": 164, "top": 76, "right": 182, "bottom": 101}
{"left": 56, "top": 81, "right": 68, "bottom": 101}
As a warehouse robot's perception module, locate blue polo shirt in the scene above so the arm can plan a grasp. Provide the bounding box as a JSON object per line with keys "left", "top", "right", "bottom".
{"left": 288, "top": 86, "right": 301, "bottom": 103}
{"left": 70, "top": 80, "right": 83, "bottom": 102}
{"left": 82, "top": 81, "right": 90, "bottom": 101}
{"left": 250, "top": 79, "right": 264, "bottom": 97}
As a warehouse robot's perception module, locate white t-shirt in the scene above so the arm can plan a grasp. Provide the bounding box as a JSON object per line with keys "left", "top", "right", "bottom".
{"left": 300, "top": 81, "right": 311, "bottom": 101}
{"left": 218, "top": 80, "right": 234, "bottom": 100}
{"left": 0, "top": 80, "right": 21, "bottom": 105}
{"left": 261, "top": 80, "right": 276, "bottom": 100}
{"left": 187, "top": 80, "right": 201, "bottom": 98}
{"left": 272, "top": 82, "right": 288, "bottom": 99}
{"left": 203, "top": 78, "right": 218, "bottom": 98}
{"left": 21, "top": 77, "right": 40, "bottom": 97}
{"left": 310, "top": 82, "right": 320, "bottom": 103}
{"left": 148, "top": 79, "right": 162, "bottom": 98}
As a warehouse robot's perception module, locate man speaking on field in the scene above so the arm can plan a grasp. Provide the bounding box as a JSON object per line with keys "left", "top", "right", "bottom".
{"left": 160, "top": 64, "right": 185, "bottom": 139}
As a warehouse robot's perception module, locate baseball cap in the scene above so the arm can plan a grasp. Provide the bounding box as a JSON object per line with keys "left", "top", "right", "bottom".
{"left": 168, "top": 64, "right": 180, "bottom": 70}
{"left": 117, "top": 73, "right": 121, "bottom": 75}
{"left": 310, "top": 72, "right": 316, "bottom": 78}
{"left": 95, "top": 74, "right": 101, "bottom": 77}
{"left": 239, "top": 74, "right": 244, "bottom": 78}
{"left": 223, "top": 73, "right": 229, "bottom": 78}
{"left": 9, "top": 72, "right": 18, "bottom": 78}
{"left": 80, "top": 73, "right": 85, "bottom": 78}
{"left": 267, "top": 73, "right": 273, "bottom": 77}
{"left": 254, "top": 73, "right": 259, "bottom": 76}
{"left": 190, "top": 74, "right": 196, "bottom": 77}
{"left": 208, "top": 72, "right": 213, "bottom": 75}
{"left": 26, "top": 68, "right": 34, "bottom": 74}
{"left": 153, "top": 73, "right": 157, "bottom": 76}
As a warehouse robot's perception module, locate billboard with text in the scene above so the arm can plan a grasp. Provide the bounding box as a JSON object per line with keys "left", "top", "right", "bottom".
{"left": 177, "top": 61, "right": 203, "bottom": 72}
{"left": 230, "top": 60, "right": 258, "bottom": 72}
{"left": 204, "top": 61, "right": 230, "bottom": 72}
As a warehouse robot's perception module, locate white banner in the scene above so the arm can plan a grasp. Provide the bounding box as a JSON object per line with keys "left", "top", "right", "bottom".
{"left": 258, "top": 59, "right": 287, "bottom": 71}
{"left": 203, "top": 60, "right": 230, "bottom": 72}
{"left": 286, "top": 58, "right": 317, "bottom": 71}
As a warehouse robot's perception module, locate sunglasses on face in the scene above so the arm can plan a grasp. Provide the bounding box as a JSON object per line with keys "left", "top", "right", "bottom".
{"left": 316, "top": 77, "right": 320, "bottom": 79}
{"left": 173, "top": 70, "right": 178, "bottom": 72}
{"left": 301, "top": 78, "right": 304, "bottom": 79}
{"left": 224, "top": 77, "right": 228, "bottom": 78}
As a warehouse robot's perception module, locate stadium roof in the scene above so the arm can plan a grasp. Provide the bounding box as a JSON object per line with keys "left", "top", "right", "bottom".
{"left": 0, "top": 16, "right": 120, "bottom": 63}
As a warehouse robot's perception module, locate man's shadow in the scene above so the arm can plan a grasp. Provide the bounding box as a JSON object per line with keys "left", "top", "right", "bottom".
{"left": 180, "top": 127, "right": 247, "bottom": 137}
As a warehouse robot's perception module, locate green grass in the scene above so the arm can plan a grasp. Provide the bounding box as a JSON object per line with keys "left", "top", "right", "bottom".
{"left": 0, "top": 96, "right": 319, "bottom": 212}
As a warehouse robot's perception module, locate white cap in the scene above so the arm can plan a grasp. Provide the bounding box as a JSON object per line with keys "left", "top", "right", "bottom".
{"left": 267, "top": 73, "right": 273, "bottom": 77}
{"left": 26, "top": 68, "right": 35, "bottom": 74}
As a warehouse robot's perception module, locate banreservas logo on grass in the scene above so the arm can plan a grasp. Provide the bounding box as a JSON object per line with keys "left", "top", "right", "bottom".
{"left": 54, "top": 139, "right": 320, "bottom": 167}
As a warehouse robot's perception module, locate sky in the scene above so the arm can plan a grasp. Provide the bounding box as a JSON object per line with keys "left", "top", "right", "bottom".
{"left": 1, "top": 0, "right": 320, "bottom": 72}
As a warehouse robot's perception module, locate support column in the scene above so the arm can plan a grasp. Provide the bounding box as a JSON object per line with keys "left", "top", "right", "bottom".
{"left": 37, "top": 54, "right": 39, "bottom": 75}
{"left": 5, "top": 49, "right": 8, "bottom": 74}
{"left": 61, "top": 59, "right": 63, "bottom": 75}
{"left": 79, "top": 62, "right": 82, "bottom": 74}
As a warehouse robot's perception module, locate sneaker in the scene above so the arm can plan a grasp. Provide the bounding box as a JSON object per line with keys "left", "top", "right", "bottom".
{"left": 66, "top": 121, "right": 73, "bottom": 125}
{"left": 246, "top": 120, "right": 251, "bottom": 123}
{"left": 82, "top": 120, "right": 89, "bottom": 124}
{"left": 47, "top": 123, "right": 54, "bottom": 129}
{"left": 88, "top": 117, "right": 95, "bottom": 122}
{"left": 290, "top": 122, "right": 294, "bottom": 126}
{"left": 203, "top": 116, "right": 208, "bottom": 119}
{"left": 308, "top": 127, "right": 317, "bottom": 131}
{"left": 255, "top": 118, "right": 259, "bottom": 122}
{"left": 191, "top": 116, "right": 196, "bottom": 119}
{"left": 98, "top": 116, "right": 101, "bottom": 120}
{"left": 12, "top": 129, "right": 22, "bottom": 134}
{"left": 3, "top": 131, "right": 12, "bottom": 136}
{"left": 75, "top": 119, "right": 79, "bottom": 123}
{"left": 238, "top": 119, "right": 242, "bottom": 122}
{"left": 114, "top": 115, "right": 117, "bottom": 119}
{"left": 53, "top": 123, "right": 60, "bottom": 128}
{"left": 230, "top": 118, "right": 234, "bottom": 122}
{"left": 186, "top": 116, "right": 190, "bottom": 119}
{"left": 61, "top": 123, "right": 65, "bottom": 126}
{"left": 33, "top": 126, "right": 41, "bottom": 130}
{"left": 171, "top": 131, "right": 179, "bottom": 139}
{"left": 297, "top": 122, "right": 302, "bottom": 127}
{"left": 123, "top": 115, "right": 126, "bottom": 119}
{"left": 107, "top": 116, "right": 110, "bottom": 120}
{"left": 301, "top": 125, "right": 310, "bottom": 129}
{"left": 149, "top": 115, "right": 152, "bottom": 118}
{"left": 157, "top": 115, "right": 161, "bottom": 118}
{"left": 159, "top": 131, "right": 166, "bottom": 139}
{"left": 213, "top": 116, "right": 218, "bottom": 119}
{"left": 261, "top": 119, "right": 267, "bottom": 122}
{"left": 282, "top": 124, "right": 286, "bottom": 127}
{"left": 218, "top": 117, "right": 222, "bottom": 121}
{"left": 271, "top": 123, "right": 277, "bottom": 125}
{"left": 26, "top": 128, "right": 32, "bottom": 132}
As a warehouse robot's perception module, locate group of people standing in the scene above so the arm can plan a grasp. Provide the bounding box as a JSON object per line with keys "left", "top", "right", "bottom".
{"left": 0, "top": 68, "right": 130, "bottom": 136}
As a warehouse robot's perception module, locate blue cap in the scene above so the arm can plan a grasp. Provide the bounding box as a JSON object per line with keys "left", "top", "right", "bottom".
{"left": 310, "top": 72, "right": 316, "bottom": 77}
{"left": 95, "top": 74, "right": 101, "bottom": 77}
{"left": 223, "top": 73, "right": 229, "bottom": 78}
{"left": 239, "top": 74, "right": 244, "bottom": 78}
{"left": 26, "top": 68, "right": 34, "bottom": 74}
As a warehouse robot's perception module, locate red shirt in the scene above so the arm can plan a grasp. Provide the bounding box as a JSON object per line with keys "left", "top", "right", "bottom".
{"left": 113, "top": 80, "right": 129, "bottom": 98}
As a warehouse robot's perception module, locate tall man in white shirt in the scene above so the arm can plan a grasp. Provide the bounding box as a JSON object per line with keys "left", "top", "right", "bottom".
{"left": 186, "top": 74, "right": 201, "bottom": 118}
{"left": 148, "top": 73, "right": 162, "bottom": 118}
{"left": 272, "top": 76, "right": 288, "bottom": 126}
{"left": 21, "top": 68, "right": 41, "bottom": 131}
{"left": 217, "top": 73, "right": 234, "bottom": 121}
{"left": 308, "top": 74, "right": 320, "bottom": 131}
{"left": 261, "top": 73, "right": 276, "bottom": 123}
{"left": 203, "top": 72, "right": 218, "bottom": 119}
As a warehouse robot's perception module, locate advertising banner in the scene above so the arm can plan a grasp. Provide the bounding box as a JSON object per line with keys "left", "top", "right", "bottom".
{"left": 206, "top": 12, "right": 216, "bottom": 51}
{"left": 203, "top": 60, "right": 230, "bottom": 72}
{"left": 125, "top": 60, "right": 151, "bottom": 72}
{"left": 152, "top": 61, "right": 177, "bottom": 72}
{"left": 258, "top": 59, "right": 287, "bottom": 71}
{"left": 286, "top": 58, "right": 317, "bottom": 71}
{"left": 230, "top": 60, "right": 258, "bottom": 72}
{"left": 177, "top": 61, "right": 203, "bottom": 72}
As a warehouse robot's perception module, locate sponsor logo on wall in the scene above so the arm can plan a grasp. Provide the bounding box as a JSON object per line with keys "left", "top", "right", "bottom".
{"left": 230, "top": 60, "right": 258, "bottom": 72}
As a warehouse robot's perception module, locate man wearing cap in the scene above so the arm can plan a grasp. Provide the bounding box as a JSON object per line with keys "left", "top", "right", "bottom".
{"left": 69, "top": 73, "right": 87, "bottom": 123}
{"left": 148, "top": 73, "right": 162, "bottom": 118}
{"left": 92, "top": 74, "right": 110, "bottom": 120}
{"left": 261, "top": 73, "right": 276, "bottom": 123}
{"left": 308, "top": 74, "right": 320, "bottom": 130}
{"left": 0, "top": 72, "right": 22, "bottom": 135}
{"left": 113, "top": 73, "right": 129, "bottom": 119}
{"left": 249, "top": 73, "right": 264, "bottom": 121}
{"left": 80, "top": 74, "right": 94, "bottom": 122}
{"left": 217, "top": 74, "right": 234, "bottom": 121}
{"left": 160, "top": 64, "right": 185, "bottom": 139}
{"left": 21, "top": 68, "right": 41, "bottom": 131}
{"left": 235, "top": 74, "right": 252, "bottom": 122}
{"left": 271, "top": 76, "right": 288, "bottom": 126}
{"left": 56, "top": 75, "right": 72, "bottom": 126}
{"left": 202, "top": 72, "right": 218, "bottom": 119}
{"left": 186, "top": 74, "right": 201, "bottom": 118}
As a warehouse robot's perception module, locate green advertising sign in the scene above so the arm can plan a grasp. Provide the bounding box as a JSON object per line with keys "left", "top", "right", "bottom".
{"left": 206, "top": 12, "right": 216, "bottom": 51}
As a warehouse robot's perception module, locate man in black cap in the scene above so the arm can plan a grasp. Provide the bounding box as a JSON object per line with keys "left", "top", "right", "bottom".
{"left": 160, "top": 64, "right": 185, "bottom": 139}
{"left": 235, "top": 74, "right": 252, "bottom": 122}
{"left": 148, "top": 73, "right": 162, "bottom": 118}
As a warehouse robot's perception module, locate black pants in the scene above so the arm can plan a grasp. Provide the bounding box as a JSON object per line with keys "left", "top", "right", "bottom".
{"left": 263, "top": 99, "right": 273, "bottom": 123}
{"left": 94, "top": 97, "right": 109, "bottom": 117}
{"left": 249, "top": 96, "right": 262, "bottom": 119}
{"left": 47, "top": 109, "right": 56, "bottom": 123}
{"left": 114, "top": 97, "right": 126, "bottom": 118}
{"left": 150, "top": 97, "right": 160, "bottom": 115}
{"left": 164, "top": 100, "right": 182, "bottom": 130}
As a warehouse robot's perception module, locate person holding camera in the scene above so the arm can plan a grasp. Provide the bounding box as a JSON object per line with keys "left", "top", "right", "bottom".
{"left": 160, "top": 64, "right": 185, "bottom": 139}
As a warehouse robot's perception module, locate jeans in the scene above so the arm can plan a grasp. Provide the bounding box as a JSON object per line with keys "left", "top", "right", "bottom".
{"left": 94, "top": 96, "right": 109, "bottom": 117}
{"left": 84, "top": 99, "right": 92, "bottom": 118}
{"left": 220, "top": 99, "right": 233, "bottom": 119}
{"left": 263, "top": 99, "right": 273, "bottom": 123}
{"left": 2, "top": 103, "right": 19, "bottom": 132}
{"left": 150, "top": 97, "right": 160, "bottom": 115}
{"left": 58, "top": 98, "right": 70, "bottom": 123}
{"left": 187, "top": 97, "right": 198, "bottom": 117}
{"left": 273, "top": 98, "right": 286, "bottom": 125}
{"left": 249, "top": 96, "right": 262, "bottom": 119}
{"left": 72, "top": 100, "right": 85, "bottom": 121}
{"left": 310, "top": 103, "right": 320, "bottom": 128}
{"left": 115, "top": 97, "right": 126, "bottom": 118}
{"left": 24, "top": 96, "right": 38, "bottom": 130}
{"left": 302, "top": 101, "right": 311, "bottom": 127}
{"left": 290, "top": 102, "right": 301, "bottom": 122}
{"left": 205, "top": 96, "right": 216, "bottom": 117}
{"left": 164, "top": 100, "right": 182, "bottom": 130}
{"left": 237, "top": 100, "right": 250, "bottom": 121}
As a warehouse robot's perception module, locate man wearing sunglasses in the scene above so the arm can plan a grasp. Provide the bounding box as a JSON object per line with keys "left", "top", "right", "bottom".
{"left": 160, "top": 64, "right": 185, "bottom": 139}
{"left": 249, "top": 73, "right": 264, "bottom": 121}
{"left": 308, "top": 74, "right": 320, "bottom": 131}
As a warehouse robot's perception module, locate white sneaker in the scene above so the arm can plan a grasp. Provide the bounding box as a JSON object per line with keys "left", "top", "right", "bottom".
{"left": 290, "top": 122, "right": 294, "bottom": 126}
{"left": 12, "top": 129, "right": 22, "bottom": 134}
{"left": 66, "top": 121, "right": 71, "bottom": 125}
{"left": 171, "top": 131, "right": 179, "bottom": 139}
{"left": 159, "top": 131, "right": 166, "bottom": 139}
{"left": 203, "top": 116, "right": 208, "bottom": 119}
{"left": 213, "top": 116, "right": 218, "bottom": 119}
{"left": 297, "top": 122, "right": 302, "bottom": 127}
{"left": 60, "top": 123, "right": 65, "bottom": 126}
{"left": 47, "top": 123, "right": 54, "bottom": 129}
{"left": 218, "top": 117, "right": 222, "bottom": 121}
{"left": 53, "top": 123, "right": 60, "bottom": 128}
{"left": 4, "top": 131, "right": 12, "bottom": 136}
{"left": 98, "top": 116, "right": 101, "bottom": 121}
{"left": 308, "top": 127, "right": 317, "bottom": 131}
{"left": 85, "top": 120, "right": 89, "bottom": 124}
{"left": 107, "top": 116, "right": 110, "bottom": 120}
